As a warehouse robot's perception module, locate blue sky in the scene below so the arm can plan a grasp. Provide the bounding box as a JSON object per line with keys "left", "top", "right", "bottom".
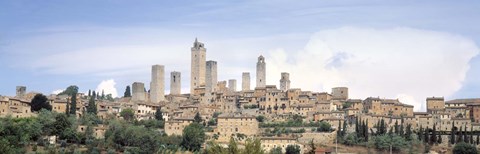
{"left": 1, "top": 1, "right": 479, "bottom": 110}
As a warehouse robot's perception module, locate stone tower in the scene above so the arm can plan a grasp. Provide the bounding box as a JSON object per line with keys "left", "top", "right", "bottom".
{"left": 150, "top": 65, "right": 165, "bottom": 103}
{"left": 16, "top": 86, "right": 26, "bottom": 98}
{"left": 279, "top": 72, "right": 290, "bottom": 91}
{"left": 206, "top": 60, "right": 217, "bottom": 93}
{"left": 170, "top": 71, "right": 181, "bottom": 95}
{"left": 132, "top": 82, "right": 146, "bottom": 101}
{"left": 191, "top": 38, "right": 207, "bottom": 94}
{"left": 331, "top": 87, "right": 348, "bottom": 100}
{"left": 256, "top": 55, "right": 266, "bottom": 88}
{"left": 228, "top": 79, "right": 237, "bottom": 92}
{"left": 242, "top": 72, "right": 250, "bottom": 91}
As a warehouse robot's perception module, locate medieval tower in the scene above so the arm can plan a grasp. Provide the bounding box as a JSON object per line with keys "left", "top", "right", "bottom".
{"left": 170, "top": 71, "right": 181, "bottom": 95}
{"left": 132, "top": 82, "right": 146, "bottom": 101}
{"left": 150, "top": 65, "right": 165, "bottom": 103}
{"left": 191, "top": 38, "right": 206, "bottom": 94}
{"left": 256, "top": 55, "right": 266, "bottom": 88}
{"left": 279, "top": 72, "right": 290, "bottom": 91}
{"left": 228, "top": 79, "right": 237, "bottom": 92}
{"left": 242, "top": 72, "right": 250, "bottom": 91}
{"left": 206, "top": 60, "right": 218, "bottom": 93}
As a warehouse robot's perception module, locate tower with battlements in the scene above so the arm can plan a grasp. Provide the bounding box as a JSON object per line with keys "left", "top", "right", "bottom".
{"left": 279, "top": 72, "right": 290, "bottom": 91}
{"left": 170, "top": 71, "right": 181, "bottom": 95}
{"left": 150, "top": 65, "right": 165, "bottom": 103}
{"left": 206, "top": 60, "right": 217, "bottom": 93}
{"left": 191, "top": 38, "right": 207, "bottom": 94}
{"left": 242, "top": 72, "right": 250, "bottom": 91}
{"left": 256, "top": 55, "right": 266, "bottom": 88}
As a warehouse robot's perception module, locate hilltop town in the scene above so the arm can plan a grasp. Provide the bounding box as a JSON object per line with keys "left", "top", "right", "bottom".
{"left": 1, "top": 39, "right": 480, "bottom": 154}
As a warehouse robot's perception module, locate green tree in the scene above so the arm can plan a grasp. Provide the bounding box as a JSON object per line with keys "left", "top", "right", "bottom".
{"left": 124, "top": 86, "right": 132, "bottom": 97}
{"left": 87, "top": 97, "right": 97, "bottom": 115}
{"left": 30, "top": 94, "right": 52, "bottom": 112}
{"left": 59, "top": 85, "right": 79, "bottom": 96}
{"left": 453, "top": 142, "right": 478, "bottom": 154}
{"left": 243, "top": 138, "right": 265, "bottom": 154}
{"left": 120, "top": 108, "right": 135, "bottom": 121}
{"left": 256, "top": 115, "right": 265, "bottom": 122}
{"left": 155, "top": 108, "right": 163, "bottom": 121}
{"left": 285, "top": 144, "right": 301, "bottom": 154}
{"left": 228, "top": 137, "right": 239, "bottom": 154}
{"left": 69, "top": 92, "right": 77, "bottom": 115}
{"left": 194, "top": 112, "right": 202, "bottom": 123}
{"left": 317, "top": 121, "right": 331, "bottom": 132}
{"left": 53, "top": 114, "right": 72, "bottom": 137}
{"left": 451, "top": 123, "right": 456, "bottom": 144}
{"left": 181, "top": 123, "right": 205, "bottom": 151}
{"left": 307, "top": 139, "right": 316, "bottom": 154}
{"left": 405, "top": 124, "right": 412, "bottom": 140}
{"left": 269, "top": 147, "right": 282, "bottom": 154}
{"left": 431, "top": 124, "right": 437, "bottom": 144}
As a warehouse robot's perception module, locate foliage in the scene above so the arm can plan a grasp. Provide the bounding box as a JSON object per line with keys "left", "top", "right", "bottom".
{"left": 307, "top": 139, "right": 316, "bottom": 154}
{"left": 58, "top": 85, "right": 79, "bottom": 96}
{"left": 87, "top": 96, "right": 97, "bottom": 115}
{"left": 371, "top": 134, "right": 408, "bottom": 151}
{"left": 317, "top": 121, "right": 332, "bottom": 132}
{"left": 269, "top": 147, "right": 282, "bottom": 154}
{"left": 453, "top": 142, "right": 478, "bottom": 154}
{"left": 53, "top": 113, "right": 72, "bottom": 137}
{"left": 194, "top": 112, "right": 203, "bottom": 123}
{"left": 155, "top": 108, "right": 163, "bottom": 121}
{"left": 181, "top": 123, "right": 205, "bottom": 151}
{"left": 256, "top": 115, "right": 265, "bottom": 122}
{"left": 243, "top": 138, "right": 265, "bottom": 154}
{"left": 124, "top": 86, "right": 132, "bottom": 97}
{"left": 31, "top": 94, "right": 52, "bottom": 112}
{"left": 69, "top": 91, "right": 77, "bottom": 115}
{"left": 285, "top": 144, "right": 301, "bottom": 154}
{"left": 244, "top": 104, "right": 259, "bottom": 109}
{"left": 120, "top": 108, "right": 135, "bottom": 121}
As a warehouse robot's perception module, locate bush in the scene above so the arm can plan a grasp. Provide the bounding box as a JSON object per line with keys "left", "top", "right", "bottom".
{"left": 317, "top": 121, "right": 332, "bottom": 132}
{"left": 453, "top": 142, "right": 478, "bottom": 154}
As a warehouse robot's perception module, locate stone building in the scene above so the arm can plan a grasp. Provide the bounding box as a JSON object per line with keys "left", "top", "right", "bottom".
{"left": 228, "top": 79, "right": 237, "bottom": 92}
{"left": 256, "top": 55, "right": 266, "bottom": 88}
{"left": 279, "top": 72, "right": 290, "bottom": 91}
{"left": 191, "top": 38, "right": 207, "bottom": 94}
{"left": 206, "top": 60, "right": 217, "bottom": 93}
{"left": 16, "top": 86, "right": 26, "bottom": 98}
{"left": 132, "top": 82, "right": 146, "bottom": 102}
{"left": 426, "top": 97, "right": 445, "bottom": 113}
{"left": 215, "top": 112, "right": 259, "bottom": 142}
{"left": 242, "top": 72, "right": 250, "bottom": 91}
{"left": 165, "top": 118, "right": 194, "bottom": 136}
{"left": 331, "top": 87, "right": 348, "bottom": 100}
{"left": 150, "top": 65, "right": 165, "bottom": 103}
{"left": 260, "top": 137, "right": 304, "bottom": 154}
{"left": 170, "top": 71, "right": 181, "bottom": 95}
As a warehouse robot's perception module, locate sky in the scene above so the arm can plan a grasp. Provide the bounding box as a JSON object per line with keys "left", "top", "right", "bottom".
{"left": 1, "top": 0, "right": 479, "bottom": 111}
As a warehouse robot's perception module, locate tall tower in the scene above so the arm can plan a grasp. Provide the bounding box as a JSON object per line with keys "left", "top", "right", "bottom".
{"left": 256, "top": 55, "right": 266, "bottom": 88}
{"left": 242, "top": 72, "right": 250, "bottom": 91}
{"left": 150, "top": 65, "right": 165, "bottom": 103}
{"left": 228, "top": 79, "right": 237, "bottom": 92}
{"left": 16, "top": 86, "right": 26, "bottom": 98}
{"left": 279, "top": 72, "right": 290, "bottom": 91}
{"left": 206, "top": 60, "right": 218, "bottom": 93}
{"left": 132, "top": 82, "right": 146, "bottom": 101}
{"left": 170, "top": 71, "right": 181, "bottom": 95}
{"left": 191, "top": 38, "right": 207, "bottom": 94}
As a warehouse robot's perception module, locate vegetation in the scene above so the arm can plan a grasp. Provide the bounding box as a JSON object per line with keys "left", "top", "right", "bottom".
{"left": 285, "top": 144, "right": 301, "bottom": 154}
{"left": 181, "top": 123, "right": 205, "bottom": 151}
{"left": 317, "top": 121, "right": 332, "bottom": 132}
{"left": 30, "top": 94, "right": 52, "bottom": 112}
{"left": 244, "top": 104, "right": 259, "bottom": 109}
{"left": 120, "top": 108, "right": 135, "bottom": 121}
{"left": 124, "top": 85, "right": 131, "bottom": 97}
{"left": 453, "top": 142, "right": 478, "bottom": 154}
{"left": 205, "top": 137, "right": 265, "bottom": 154}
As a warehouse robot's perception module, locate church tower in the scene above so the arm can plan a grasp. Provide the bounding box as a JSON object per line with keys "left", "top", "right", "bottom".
{"left": 191, "top": 38, "right": 206, "bottom": 94}
{"left": 256, "top": 55, "right": 266, "bottom": 88}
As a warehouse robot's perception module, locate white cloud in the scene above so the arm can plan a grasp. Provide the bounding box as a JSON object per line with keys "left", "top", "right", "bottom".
{"left": 267, "top": 27, "right": 479, "bottom": 111}
{"left": 51, "top": 89, "right": 64, "bottom": 95}
{"left": 95, "top": 79, "right": 118, "bottom": 98}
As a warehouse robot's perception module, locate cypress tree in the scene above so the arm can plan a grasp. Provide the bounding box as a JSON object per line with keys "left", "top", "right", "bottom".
{"left": 424, "top": 127, "right": 429, "bottom": 144}
{"left": 66, "top": 98, "right": 70, "bottom": 114}
{"left": 124, "top": 86, "right": 132, "bottom": 97}
{"left": 463, "top": 126, "right": 468, "bottom": 143}
{"left": 88, "top": 89, "right": 91, "bottom": 97}
{"left": 380, "top": 119, "right": 386, "bottom": 135}
{"left": 87, "top": 96, "right": 97, "bottom": 115}
{"left": 337, "top": 120, "right": 342, "bottom": 138}
{"left": 431, "top": 123, "right": 437, "bottom": 144}
{"left": 476, "top": 133, "right": 479, "bottom": 145}
{"left": 458, "top": 126, "right": 463, "bottom": 143}
{"left": 451, "top": 123, "right": 456, "bottom": 144}
{"left": 70, "top": 92, "right": 77, "bottom": 115}
{"left": 364, "top": 119, "right": 369, "bottom": 141}
{"left": 470, "top": 127, "right": 474, "bottom": 144}
{"left": 394, "top": 120, "right": 399, "bottom": 135}
{"left": 400, "top": 118, "right": 404, "bottom": 137}
{"left": 438, "top": 134, "right": 442, "bottom": 144}
{"left": 405, "top": 124, "right": 412, "bottom": 140}
{"left": 342, "top": 120, "right": 347, "bottom": 137}
{"left": 419, "top": 126, "right": 424, "bottom": 141}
